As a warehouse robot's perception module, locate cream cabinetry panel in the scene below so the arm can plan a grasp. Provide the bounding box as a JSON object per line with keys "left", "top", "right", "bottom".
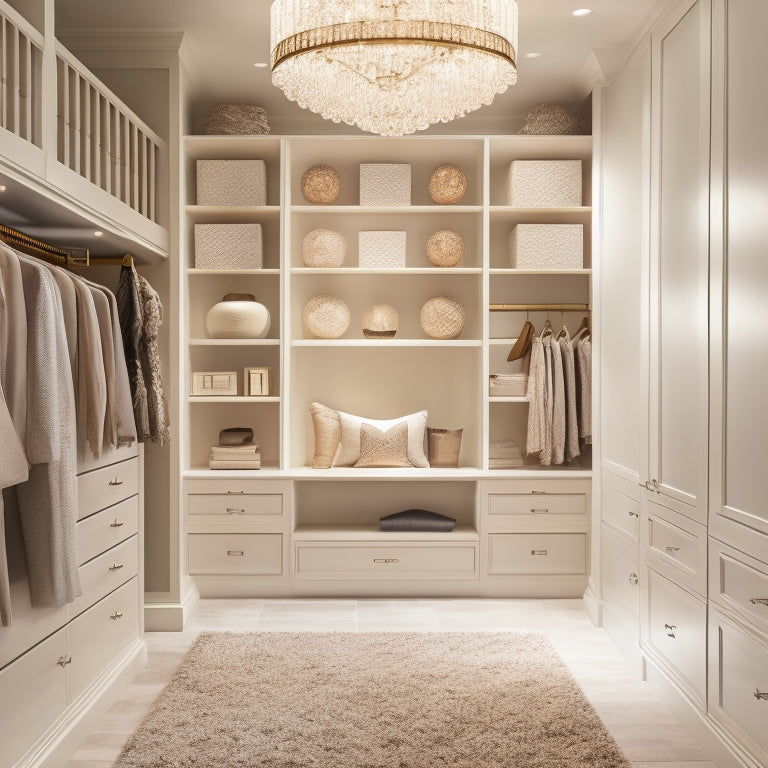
{"left": 601, "top": 475, "right": 640, "bottom": 541}
{"left": 601, "top": 527, "right": 640, "bottom": 627}
{"left": 188, "top": 492, "right": 283, "bottom": 520}
{"left": 188, "top": 533, "right": 283, "bottom": 575}
{"left": 488, "top": 493, "right": 585, "bottom": 521}
{"left": 76, "top": 456, "right": 140, "bottom": 521}
{"left": 488, "top": 533, "right": 586, "bottom": 575}
{"left": 76, "top": 496, "right": 139, "bottom": 565}
{"left": 646, "top": 568, "right": 706, "bottom": 708}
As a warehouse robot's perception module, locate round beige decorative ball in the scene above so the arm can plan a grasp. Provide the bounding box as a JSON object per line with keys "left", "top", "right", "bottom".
{"left": 303, "top": 294, "right": 350, "bottom": 339}
{"left": 361, "top": 304, "right": 399, "bottom": 339}
{"left": 302, "top": 229, "right": 347, "bottom": 267}
{"left": 420, "top": 295, "right": 465, "bottom": 340}
{"left": 301, "top": 164, "right": 341, "bottom": 204}
{"left": 426, "top": 230, "right": 465, "bottom": 267}
{"left": 428, "top": 164, "right": 467, "bottom": 204}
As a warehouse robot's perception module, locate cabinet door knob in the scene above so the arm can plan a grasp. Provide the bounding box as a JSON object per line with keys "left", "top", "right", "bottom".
{"left": 373, "top": 558, "right": 399, "bottom": 564}
{"left": 664, "top": 623, "right": 677, "bottom": 638}
{"left": 754, "top": 689, "right": 768, "bottom": 701}
{"left": 109, "top": 610, "right": 124, "bottom": 621}
{"left": 749, "top": 598, "right": 768, "bottom": 607}
{"left": 108, "top": 563, "right": 124, "bottom": 571}
{"left": 628, "top": 509, "right": 639, "bottom": 518}
{"left": 530, "top": 508, "right": 549, "bottom": 514}
{"left": 110, "top": 519, "right": 125, "bottom": 528}
{"left": 628, "top": 572, "right": 639, "bottom": 586}
{"left": 530, "top": 549, "right": 548, "bottom": 556}
{"left": 108, "top": 477, "right": 124, "bottom": 486}
{"left": 227, "top": 550, "right": 245, "bottom": 557}
{"left": 57, "top": 655, "right": 72, "bottom": 668}
{"left": 664, "top": 546, "right": 680, "bottom": 554}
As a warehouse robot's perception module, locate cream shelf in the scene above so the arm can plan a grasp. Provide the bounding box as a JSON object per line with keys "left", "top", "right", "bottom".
{"left": 291, "top": 267, "right": 482, "bottom": 276}
{"left": 293, "top": 524, "right": 479, "bottom": 541}
{"left": 186, "top": 205, "right": 281, "bottom": 223}
{"left": 189, "top": 338, "right": 280, "bottom": 346}
{"left": 188, "top": 396, "right": 280, "bottom": 404}
{"left": 290, "top": 339, "right": 482, "bottom": 347}
{"left": 188, "top": 268, "right": 280, "bottom": 276}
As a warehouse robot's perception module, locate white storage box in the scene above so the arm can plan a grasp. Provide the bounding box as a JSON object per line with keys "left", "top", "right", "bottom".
{"left": 506, "top": 160, "right": 582, "bottom": 207}
{"left": 194, "top": 223, "right": 263, "bottom": 269}
{"left": 196, "top": 159, "right": 267, "bottom": 206}
{"left": 359, "top": 231, "right": 406, "bottom": 269}
{"left": 509, "top": 224, "right": 583, "bottom": 270}
{"left": 359, "top": 163, "right": 411, "bottom": 206}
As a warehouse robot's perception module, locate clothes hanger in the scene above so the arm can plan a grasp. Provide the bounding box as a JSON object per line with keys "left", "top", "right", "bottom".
{"left": 507, "top": 319, "right": 534, "bottom": 362}
{"left": 572, "top": 315, "right": 591, "bottom": 341}
{"left": 539, "top": 318, "right": 553, "bottom": 340}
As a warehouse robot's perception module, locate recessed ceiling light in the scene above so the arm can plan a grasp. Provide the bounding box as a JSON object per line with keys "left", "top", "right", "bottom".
{"left": 93, "top": 230, "right": 103, "bottom": 237}
{"left": 572, "top": 8, "right": 593, "bottom": 16}
{"left": 525, "top": 52, "right": 542, "bottom": 59}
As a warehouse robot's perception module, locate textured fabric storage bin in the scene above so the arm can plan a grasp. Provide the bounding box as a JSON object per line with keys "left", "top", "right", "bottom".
{"left": 194, "top": 223, "right": 263, "bottom": 269}
{"left": 359, "top": 231, "right": 406, "bottom": 269}
{"left": 509, "top": 224, "right": 583, "bottom": 270}
{"left": 196, "top": 160, "right": 267, "bottom": 206}
{"left": 506, "top": 160, "right": 582, "bottom": 207}
{"left": 359, "top": 163, "right": 411, "bottom": 206}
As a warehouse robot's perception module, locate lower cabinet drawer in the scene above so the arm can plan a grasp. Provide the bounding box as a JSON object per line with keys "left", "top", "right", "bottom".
{"left": 601, "top": 481, "right": 640, "bottom": 541}
{"left": 188, "top": 533, "right": 283, "bottom": 575}
{"left": 646, "top": 568, "right": 707, "bottom": 707}
{"left": 601, "top": 526, "right": 640, "bottom": 622}
{"left": 76, "top": 496, "right": 139, "bottom": 565}
{"left": 488, "top": 493, "right": 586, "bottom": 520}
{"left": 187, "top": 492, "right": 283, "bottom": 520}
{"left": 67, "top": 536, "right": 139, "bottom": 620}
{"left": 487, "top": 533, "right": 586, "bottom": 575}
{"left": 76, "top": 456, "right": 139, "bottom": 521}
{"left": 709, "top": 610, "right": 768, "bottom": 763}
{"left": 295, "top": 543, "right": 477, "bottom": 579}
{"left": 0, "top": 627, "right": 69, "bottom": 768}
{"left": 69, "top": 577, "right": 140, "bottom": 702}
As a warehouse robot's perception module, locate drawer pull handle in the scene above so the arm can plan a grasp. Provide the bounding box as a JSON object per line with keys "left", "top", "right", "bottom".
{"left": 530, "top": 508, "right": 549, "bottom": 514}
{"left": 628, "top": 572, "right": 639, "bottom": 586}
{"left": 664, "top": 546, "right": 680, "bottom": 554}
{"left": 640, "top": 479, "right": 660, "bottom": 493}
{"left": 628, "top": 509, "right": 639, "bottom": 518}
{"left": 750, "top": 598, "right": 768, "bottom": 607}
{"left": 373, "top": 558, "right": 399, "bottom": 564}
{"left": 530, "top": 549, "right": 548, "bottom": 556}
{"left": 57, "top": 655, "right": 72, "bottom": 668}
{"left": 109, "top": 610, "right": 124, "bottom": 621}
{"left": 108, "top": 563, "right": 124, "bottom": 571}
{"left": 664, "top": 623, "right": 677, "bottom": 638}
{"left": 110, "top": 519, "right": 125, "bottom": 528}
{"left": 108, "top": 477, "right": 124, "bottom": 486}
{"left": 754, "top": 689, "right": 768, "bottom": 701}
{"left": 531, "top": 490, "right": 547, "bottom": 495}
{"left": 227, "top": 550, "right": 245, "bottom": 557}
{"left": 226, "top": 508, "right": 245, "bottom": 515}
{"left": 226, "top": 490, "right": 246, "bottom": 495}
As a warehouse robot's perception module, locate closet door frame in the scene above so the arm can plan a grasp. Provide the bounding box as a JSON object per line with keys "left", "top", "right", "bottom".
{"left": 647, "top": 0, "right": 711, "bottom": 524}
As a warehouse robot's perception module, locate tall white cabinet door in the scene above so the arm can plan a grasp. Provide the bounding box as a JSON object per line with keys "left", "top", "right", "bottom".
{"left": 648, "top": 0, "right": 710, "bottom": 524}
{"left": 710, "top": 0, "right": 768, "bottom": 544}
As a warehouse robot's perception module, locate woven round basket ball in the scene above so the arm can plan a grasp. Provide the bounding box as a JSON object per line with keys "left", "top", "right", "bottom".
{"left": 420, "top": 295, "right": 465, "bottom": 340}
{"left": 302, "top": 228, "right": 347, "bottom": 267}
{"left": 303, "top": 294, "right": 350, "bottom": 339}
{"left": 426, "top": 230, "right": 465, "bottom": 267}
{"left": 428, "top": 164, "right": 467, "bottom": 204}
{"left": 301, "top": 164, "right": 341, "bottom": 204}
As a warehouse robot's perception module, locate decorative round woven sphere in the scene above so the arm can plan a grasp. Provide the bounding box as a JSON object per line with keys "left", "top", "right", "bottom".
{"left": 301, "top": 165, "right": 341, "bottom": 204}
{"left": 428, "top": 164, "right": 467, "bottom": 204}
{"left": 426, "top": 230, "right": 465, "bottom": 267}
{"left": 361, "top": 304, "right": 399, "bottom": 339}
{"left": 420, "top": 295, "right": 465, "bottom": 340}
{"left": 303, "top": 294, "right": 350, "bottom": 339}
{"left": 302, "top": 229, "right": 347, "bottom": 267}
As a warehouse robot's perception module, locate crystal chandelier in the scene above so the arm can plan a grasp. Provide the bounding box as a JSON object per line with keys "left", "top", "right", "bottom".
{"left": 270, "top": 0, "right": 518, "bottom": 136}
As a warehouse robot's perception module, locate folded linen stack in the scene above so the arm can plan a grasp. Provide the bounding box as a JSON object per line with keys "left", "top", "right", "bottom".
{"left": 209, "top": 443, "right": 261, "bottom": 470}
{"left": 489, "top": 440, "right": 524, "bottom": 469}
{"left": 489, "top": 373, "right": 529, "bottom": 397}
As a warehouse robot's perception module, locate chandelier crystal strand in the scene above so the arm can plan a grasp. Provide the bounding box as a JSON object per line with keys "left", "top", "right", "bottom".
{"left": 270, "top": 0, "right": 518, "bottom": 136}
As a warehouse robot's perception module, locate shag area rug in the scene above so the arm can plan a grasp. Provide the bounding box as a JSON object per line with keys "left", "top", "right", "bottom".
{"left": 115, "top": 632, "right": 631, "bottom": 768}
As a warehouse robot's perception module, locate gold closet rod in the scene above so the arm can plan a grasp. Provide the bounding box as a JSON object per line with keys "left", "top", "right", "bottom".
{"left": 0, "top": 223, "right": 134, "bottom": 268}
{"left": 490, "top": 302, "right": 591, "bottom": 312}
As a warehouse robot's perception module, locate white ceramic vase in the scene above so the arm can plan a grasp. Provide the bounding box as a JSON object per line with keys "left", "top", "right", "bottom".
{"left": 206, "top": 293, "right": 271, "bottom": 339}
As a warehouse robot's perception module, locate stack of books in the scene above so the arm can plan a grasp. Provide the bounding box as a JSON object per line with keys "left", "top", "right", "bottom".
{"left": 489, "top": 440, "right": 524, "bottom": 469}
{"left": 209, "top": 443, "right": 261, "bottom": 470}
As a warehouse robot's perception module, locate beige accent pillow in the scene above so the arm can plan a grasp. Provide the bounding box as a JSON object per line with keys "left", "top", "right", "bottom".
{"left": 354, "top": 422, "right": 413, "bottom": 468}
{"left": 309, "top": 402, "right": 341, "bottom": 469}
{"left": 333, "top": 409, "right": 429, "bottom": 468}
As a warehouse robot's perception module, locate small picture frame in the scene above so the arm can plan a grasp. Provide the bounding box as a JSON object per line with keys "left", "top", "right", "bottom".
{"left": 244, "top": 366, "right": 270, "bottom": 396}
{"left": 191, "top": 371, "right": 238, "bottom": 396}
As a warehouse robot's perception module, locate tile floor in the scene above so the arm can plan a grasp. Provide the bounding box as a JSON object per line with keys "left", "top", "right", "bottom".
{"left": 63, "top": 598, "right": 719, "bottom": 768}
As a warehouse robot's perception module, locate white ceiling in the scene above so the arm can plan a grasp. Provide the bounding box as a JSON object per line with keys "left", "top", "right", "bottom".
{"left": 55, "top": 0, "right": 667, "bottom": 135}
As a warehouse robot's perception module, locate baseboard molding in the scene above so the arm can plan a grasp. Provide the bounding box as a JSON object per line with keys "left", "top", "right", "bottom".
{"left": 18, "top": 639, "right": 146, "bottom": 768}
{"left": 144, "top": 581, "right": 200, "bottom": 632}
{"left": 582, "top": 587, "right": 603, "bottom": 626}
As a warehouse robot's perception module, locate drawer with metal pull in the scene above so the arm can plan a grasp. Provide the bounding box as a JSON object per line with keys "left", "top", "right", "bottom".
{"left": 76, "top": 496, "right": 139, "bottom": 565}
{"left": 187, "top": 492, "right": 283, "bottom": 521}
{"left": 76, "top": 457, "right": 139, "bottom": 521}
{"left": 646, "top": 568, "right": 706, "bottom": 709}
{"left": 488, "top": 492, "right": 586, "bottom": 522}
{"left": 601, "top": 480, "right": 640, "bottom": 541}
{"left": 294, "top": 543, "right": 477, "bottom": 579}
{"left": 187, "top": 533, "right": 283, "bottom": 575}
{"left": 66, "top": 536, "right": 139, "bottom": 620}
{"left": 487, "top": 533, "right": 586, "bottom": 575}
